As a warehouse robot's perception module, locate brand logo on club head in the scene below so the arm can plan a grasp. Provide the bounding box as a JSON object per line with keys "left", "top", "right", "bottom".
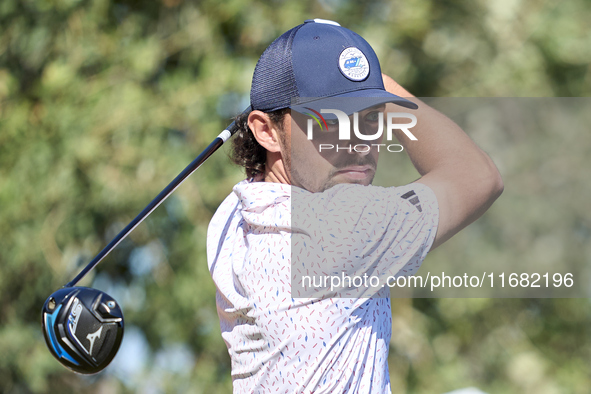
{"left": 86, "top": 326, "right": 103, "bottom": 355}
{"left": 68, "top": 298, "right": 83, "bottom": 334}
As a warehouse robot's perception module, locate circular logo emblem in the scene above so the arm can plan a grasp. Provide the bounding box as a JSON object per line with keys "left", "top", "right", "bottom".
{"left": 338, "top": 47, "right": 370, "bottom": 81}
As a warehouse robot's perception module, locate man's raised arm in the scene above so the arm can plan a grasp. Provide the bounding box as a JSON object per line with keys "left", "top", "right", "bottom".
{"left": 382, "top": 74, "right": 504, "bottom": 250}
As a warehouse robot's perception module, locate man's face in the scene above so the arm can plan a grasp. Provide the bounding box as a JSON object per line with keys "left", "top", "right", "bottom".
{"left": 278, "top": 105, "right": 385, "bottom": 192}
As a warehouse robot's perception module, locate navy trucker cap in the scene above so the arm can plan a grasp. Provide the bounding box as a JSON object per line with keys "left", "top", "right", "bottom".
{"left": 249, "top": 19, "right": 418, "bottom": 115}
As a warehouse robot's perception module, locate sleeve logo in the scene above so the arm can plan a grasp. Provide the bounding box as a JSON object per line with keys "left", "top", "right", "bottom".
{"left": 401, "top": 190, "right": 422, "bottom": 212}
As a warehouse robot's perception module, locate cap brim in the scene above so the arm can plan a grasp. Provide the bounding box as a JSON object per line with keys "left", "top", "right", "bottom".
{"left": 290, "top": 89, "right": 418, "bottom": 119}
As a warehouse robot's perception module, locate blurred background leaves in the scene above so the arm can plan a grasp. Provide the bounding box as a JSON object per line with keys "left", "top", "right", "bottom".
{"left": 1, "top": 0, "right": 590, "bottom": 393}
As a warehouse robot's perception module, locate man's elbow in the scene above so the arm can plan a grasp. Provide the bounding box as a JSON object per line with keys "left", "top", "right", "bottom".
{"left": 483, "top": 161, "right": 504, "bottom": 204}
{"left": 465, "top": 155, "right": 504, "bottom": 210}
{"left": 493, "top": 172, "right": 504, "bottom": 199}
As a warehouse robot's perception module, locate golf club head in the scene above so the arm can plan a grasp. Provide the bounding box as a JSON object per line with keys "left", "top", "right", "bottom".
{"left": 41, "top": 287, "right": 124, "bottom": 374}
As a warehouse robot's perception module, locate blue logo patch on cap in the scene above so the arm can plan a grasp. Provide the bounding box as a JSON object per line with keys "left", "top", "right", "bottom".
{"left": 344, "top": 58, "right": 361, "bottom": 69}
{"left": 338, "top": 47, "right": 370, "bottom": 81}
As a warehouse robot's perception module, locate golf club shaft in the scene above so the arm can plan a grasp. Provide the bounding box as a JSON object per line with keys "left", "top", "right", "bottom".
{"left": 65, "top": 109, "right": 249, "bottom": 288}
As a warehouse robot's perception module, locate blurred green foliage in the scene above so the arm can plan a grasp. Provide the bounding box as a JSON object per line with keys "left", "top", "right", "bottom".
{"left": 1, "top": 0, "right": 590, "bottom": 393}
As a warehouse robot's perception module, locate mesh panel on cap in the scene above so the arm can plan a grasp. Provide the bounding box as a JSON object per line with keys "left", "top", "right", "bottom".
{"left": 250, "top": 25, "right": 303, "bottom": 112}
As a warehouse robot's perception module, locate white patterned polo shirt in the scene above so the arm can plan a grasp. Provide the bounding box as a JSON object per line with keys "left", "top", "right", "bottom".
{"left": 207, "top": 180, "right": 438, "bottom": 393}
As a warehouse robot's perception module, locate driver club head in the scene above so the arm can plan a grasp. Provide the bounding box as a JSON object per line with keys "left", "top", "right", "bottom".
{"left": 41, "top": 287, "right": 124, "bottom": 374}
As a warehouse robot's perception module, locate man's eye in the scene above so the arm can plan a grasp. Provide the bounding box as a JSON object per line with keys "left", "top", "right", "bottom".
{"left": 364, "top": 111, "right": 381, "bottom": 122}
{"left": 321, "top": 118, "right": 339, "bottom": 132}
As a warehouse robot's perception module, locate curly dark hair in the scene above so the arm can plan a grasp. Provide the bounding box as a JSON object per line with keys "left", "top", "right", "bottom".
{"left": 230, "top": 108, "right": 289, "bottom": 178}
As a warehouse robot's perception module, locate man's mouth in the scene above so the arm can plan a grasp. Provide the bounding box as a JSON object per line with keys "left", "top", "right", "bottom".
{"left": 334, "top": 165, "right": 375, "bottom": 180}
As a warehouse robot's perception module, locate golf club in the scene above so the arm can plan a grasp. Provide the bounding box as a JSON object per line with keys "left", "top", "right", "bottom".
{"left": 41, "top": 107, "right": 250, "bottom": 374}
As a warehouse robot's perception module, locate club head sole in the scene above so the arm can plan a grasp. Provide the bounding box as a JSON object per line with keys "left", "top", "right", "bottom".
{"left": 42, "top": 287, "right": 124, "bottom": 374}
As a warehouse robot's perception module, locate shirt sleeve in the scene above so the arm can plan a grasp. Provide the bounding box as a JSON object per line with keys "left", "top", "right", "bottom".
{"left": 291, "top": 183, "right": 439, "bottom": 298}
{"left": 375, "top": 183, "right": 439, "bottom": 277}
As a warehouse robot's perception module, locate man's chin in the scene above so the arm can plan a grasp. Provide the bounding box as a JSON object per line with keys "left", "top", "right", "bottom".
{"left": 320, "top": 174, "right": 375, "bottom": 192}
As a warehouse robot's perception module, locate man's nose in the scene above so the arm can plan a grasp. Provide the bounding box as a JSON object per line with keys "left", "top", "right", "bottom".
{"left": 346, "top": 126, "right": 373, "bottom": 156}
{"left": 346, "top": 142, "right": 372, "bottom": 156}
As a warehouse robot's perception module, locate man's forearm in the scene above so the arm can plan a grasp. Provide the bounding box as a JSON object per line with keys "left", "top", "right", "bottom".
{"left": 383, "top": 74, "right": 504, "bottom": 249}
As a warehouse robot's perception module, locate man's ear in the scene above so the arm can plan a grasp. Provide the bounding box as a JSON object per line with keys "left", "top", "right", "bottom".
{"left": 248, "top": 111, "right": 282, "bottom": 153}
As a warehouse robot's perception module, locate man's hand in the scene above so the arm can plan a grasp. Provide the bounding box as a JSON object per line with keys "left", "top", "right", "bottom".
{"left": 382, "top": 74, "right": 504, "bottom": 250}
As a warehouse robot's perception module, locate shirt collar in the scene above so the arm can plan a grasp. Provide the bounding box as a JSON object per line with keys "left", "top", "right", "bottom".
{"left": 233, "top": 180, "right": 291, "bottom": 211}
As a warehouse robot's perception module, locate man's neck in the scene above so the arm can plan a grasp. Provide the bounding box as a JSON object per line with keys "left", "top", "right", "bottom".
{"left": 263, "top": 152, "right": 290, "bottom": 184}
